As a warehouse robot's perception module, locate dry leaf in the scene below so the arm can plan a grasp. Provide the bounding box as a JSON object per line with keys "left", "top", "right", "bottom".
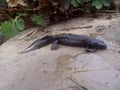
{"left": 6, "top": 0, "right": 27, "bottom": 7}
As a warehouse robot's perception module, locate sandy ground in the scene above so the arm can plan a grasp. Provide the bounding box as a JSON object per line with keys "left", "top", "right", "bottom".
{"left": 0, "top": 16, "right": 120, "bottom": 90}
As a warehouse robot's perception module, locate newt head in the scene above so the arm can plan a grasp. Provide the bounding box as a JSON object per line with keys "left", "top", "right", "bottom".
{"left": 89, "top": 39, "right": 107, "bottom": 50}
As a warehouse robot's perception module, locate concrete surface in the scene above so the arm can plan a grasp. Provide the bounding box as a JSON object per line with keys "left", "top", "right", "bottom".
{"left": 0, "top": 16, "right": 120, "bottom": 90}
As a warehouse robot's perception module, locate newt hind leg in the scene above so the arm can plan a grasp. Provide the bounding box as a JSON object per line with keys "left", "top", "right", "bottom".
{"left": 51, "top": 40, "right": 59, "bottom": 50}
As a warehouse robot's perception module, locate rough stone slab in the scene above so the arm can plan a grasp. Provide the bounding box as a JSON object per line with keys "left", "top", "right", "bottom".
{"left": 0, "top": 16, "right": 120, "bottom": 90}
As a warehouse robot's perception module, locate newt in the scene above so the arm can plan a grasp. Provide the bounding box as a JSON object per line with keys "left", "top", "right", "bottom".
{"left": 21, "top": 33, "right": 107, "bottom": 53}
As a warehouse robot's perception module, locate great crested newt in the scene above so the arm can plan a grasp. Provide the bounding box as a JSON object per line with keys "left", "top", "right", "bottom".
{"left": 21, "top": 33, "right": 107, "bottom": 53}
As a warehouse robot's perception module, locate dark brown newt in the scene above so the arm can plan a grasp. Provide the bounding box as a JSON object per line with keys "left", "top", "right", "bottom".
{"left": 21, "top": 33, "right": 107, "bottom": 53}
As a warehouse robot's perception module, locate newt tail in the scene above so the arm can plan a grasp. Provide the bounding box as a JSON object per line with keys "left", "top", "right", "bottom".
{"left": 20, "top": 35, "right": 53, "bottom": 53}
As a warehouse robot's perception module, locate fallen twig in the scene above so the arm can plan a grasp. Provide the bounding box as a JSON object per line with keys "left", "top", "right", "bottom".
{"left": 69, "top": 77, "right": 89, "bottom": 90}
{"left": 101, "top": 10, "right": 116, "bottom": 13}
{"left": 25, "top": 29, "right": 39, "bottom": 40}
{"left": 19, "top": 27, "right": 44, "bottom": 40}
{"left": 73, "top": 69, "right": 92, "bottom": 74}
{"left": 59, "top": 25, "right": 92, "bottom": 31}
{"left": 19, "top": 29, "right": 36, "bottom": 40}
